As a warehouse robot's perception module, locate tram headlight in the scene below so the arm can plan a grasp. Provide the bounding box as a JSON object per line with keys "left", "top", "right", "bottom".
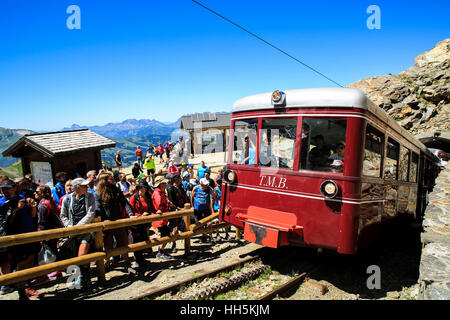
{"left": 224, "top": 169, "right": 236, "bottom": 184}
{"left": 320, "top": 180, "right": 338, "bottom": 198}
{"left": 271, "top": 90, "right": 286, "bottom": 106}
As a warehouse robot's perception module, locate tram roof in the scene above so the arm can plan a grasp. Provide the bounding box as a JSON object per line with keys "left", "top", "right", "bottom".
{"left": 232, "top": 88, "right": 432, "bottom": 155}
{"left": 232, "top": 88, "right": 377, "bottom": 112}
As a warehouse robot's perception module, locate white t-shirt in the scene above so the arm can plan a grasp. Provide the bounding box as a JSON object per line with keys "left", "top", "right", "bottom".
{"left": 118, "top": 181, "right": 130, "bottom": 193}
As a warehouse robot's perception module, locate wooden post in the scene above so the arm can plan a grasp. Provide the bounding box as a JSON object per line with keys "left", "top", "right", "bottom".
{"left": 93, "top": 224, "right": 106, "bottom": 283}
{"left": 235, "top": 226, "right": 241, "bottom": 240}
{"left": 183, "top": 203, "right": 191, "bottom": 255}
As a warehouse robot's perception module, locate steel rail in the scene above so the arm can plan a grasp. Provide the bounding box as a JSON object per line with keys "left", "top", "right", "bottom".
{"left": 258, "top": 272, "right": 308, "bottom": 300}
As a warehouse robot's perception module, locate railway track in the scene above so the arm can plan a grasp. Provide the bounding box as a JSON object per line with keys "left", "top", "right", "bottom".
{"left": 133, "top": 247, "right": 322, "bottom": 301}
{"left": 132, "top": 255, "right": 262, "bottom": 300}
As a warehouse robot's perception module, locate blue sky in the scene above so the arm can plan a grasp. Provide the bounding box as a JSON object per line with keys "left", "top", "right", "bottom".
{"left": 0, "top": 0, "right": 449, "bottom": 131}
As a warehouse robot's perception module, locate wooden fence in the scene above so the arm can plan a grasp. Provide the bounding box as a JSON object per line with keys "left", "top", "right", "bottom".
{"left": 0, "top": 204, "right": 230, "bottom": 287}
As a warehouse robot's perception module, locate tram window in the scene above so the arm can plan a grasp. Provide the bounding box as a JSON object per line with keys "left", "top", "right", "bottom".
{"left": 259, "top": 118, "right": 297, "bottom": 169}
{"left": 363, "top": 125, "right": 383, "bottom": 177}
{"left": 399, "top": 146, "right": 410, "bottom": 181}
{"left": 299, "top": 118, "right": 347, "bottom": 173}
{"left": 232, "top": 119, "right": 258, "bottom": 165}
{"left": 410, "top": 152, "right": 418, "bottom": 183}
{"left": 384, "top": 138, "right": 399, "bottom": 180}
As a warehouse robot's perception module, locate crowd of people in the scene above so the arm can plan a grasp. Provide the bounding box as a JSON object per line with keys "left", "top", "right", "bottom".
{"left": 0, "top": 137, "right": 227, "bottom": 300}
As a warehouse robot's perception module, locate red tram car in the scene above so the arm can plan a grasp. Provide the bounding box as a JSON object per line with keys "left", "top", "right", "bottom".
{"left": 219, "top": 88, "right": 438, "bottom": 254}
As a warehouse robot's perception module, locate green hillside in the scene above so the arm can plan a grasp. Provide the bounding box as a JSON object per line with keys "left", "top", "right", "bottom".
{"left": 0, "top": 127, "right": 34, "bottom": 167}
{"left": 0, "top": 160, "right": 23, "bottom": 179}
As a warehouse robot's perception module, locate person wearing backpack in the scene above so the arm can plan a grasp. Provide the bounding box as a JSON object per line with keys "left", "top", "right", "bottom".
{"left": 34, "top": 185, "right": 64, "bottom": 282}
{"left": 60, "top": 178, "right": 97, "bottom": 290}
{"left": 0, "top": 179, "right": 39, "bottom": 300}
{"left": 95, "top": 173, "right": 136, "bottom": 273}
{"left": 129, "top": 182, "right": 155, "bottom": 267}
{"left": 35, "top": 185, "right": 63, "bottom": 243}
{"left": 135, "top": 146, "right": 144, "bottom": 169}
{"left": 190, "top": 178, "right": 214, "bottom": 243}
{"left": 132, "top": 162, "right": 143, "bottom": 180}
{"left": 185, "top": 178, "right": 197, "bottom": 201}
{"left": 51, "top": 172, "right": 67, "bottom": 204}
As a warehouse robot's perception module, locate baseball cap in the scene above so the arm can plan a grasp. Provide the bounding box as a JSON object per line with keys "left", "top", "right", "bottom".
{"left": 200, "top": 178, "right": 209, "bottom": 186}
{"left": 72, "top": 178, "right": 90, "bottom": 189}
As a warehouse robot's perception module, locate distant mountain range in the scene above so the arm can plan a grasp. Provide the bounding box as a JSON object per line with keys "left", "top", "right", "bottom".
{"left": 0, "top": 117, "right": 184, "bottom": 173}
{"left": 62, "top": 118, "right": 182, "bottom": 139}
{"left": 62, "top": 118, "right": 185, "bottom": 167}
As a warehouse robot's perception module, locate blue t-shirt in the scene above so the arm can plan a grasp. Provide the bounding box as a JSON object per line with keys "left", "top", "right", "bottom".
{"left": 197, "top": 166, "right": 209, "bottom": 179}
{"left": 193, "top": 185, "right": 211, "bottom": 211}
{"left": 212, "top": 187, "right": 221, "bottom": 212}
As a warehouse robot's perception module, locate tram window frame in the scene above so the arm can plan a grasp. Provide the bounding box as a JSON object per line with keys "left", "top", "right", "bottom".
{"left": 384, "top": 137, "right": 400, "bottom": 180}
{"left": 299, "top": 118, "right": 347, "bottom": 173}
{"left": 362, "top": 124, "right": 384, "bottom": 178}
{"left": 259, "top": 118, "right": 297, "bottom": 169}
{"left": 399, "top": 145, "right": 410, "bottom": 182}
{"left": 410, "top": 152, "right": 419, "bottom": 183}
{"left": 231, "top": 119, "right": 258, "bottom": 166}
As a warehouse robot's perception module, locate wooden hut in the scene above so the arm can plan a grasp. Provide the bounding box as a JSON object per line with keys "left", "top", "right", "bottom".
{"left": 2, "top": 129, "right": 116, "bottom": 187}
{"left": 180, "top": 112, "right": 231, "bottom": 156}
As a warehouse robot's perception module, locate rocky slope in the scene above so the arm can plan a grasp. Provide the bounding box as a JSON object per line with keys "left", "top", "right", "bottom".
{"left": 348, "top": 39, "right": 449, "bottom": 135}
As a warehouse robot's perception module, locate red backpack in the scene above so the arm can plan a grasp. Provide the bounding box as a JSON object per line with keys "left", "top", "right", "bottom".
{"left": 40, "top": 198, "right": 64, "bottom": 229}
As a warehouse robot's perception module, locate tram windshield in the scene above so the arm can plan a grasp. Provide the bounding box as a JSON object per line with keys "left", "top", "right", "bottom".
{"left": 232, "top": 119, "right": 258, "bottom": 165}
{"left": 259, "top": 118, "right": 297, "bottom": 169}
{"left": 299, "top": 118, "right": 347, "bottom": 173}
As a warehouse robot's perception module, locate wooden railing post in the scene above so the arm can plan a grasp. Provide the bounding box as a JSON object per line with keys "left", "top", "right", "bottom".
{"left": 93, "top": 217, "right": 106, "bottom": 282}
{"left": 183, "top": 203, "right": 191, "bottom": 255}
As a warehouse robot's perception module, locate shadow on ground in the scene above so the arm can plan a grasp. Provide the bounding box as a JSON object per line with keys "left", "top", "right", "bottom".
{"left": 257, "top": 222, "right": 422, "bottom": 299}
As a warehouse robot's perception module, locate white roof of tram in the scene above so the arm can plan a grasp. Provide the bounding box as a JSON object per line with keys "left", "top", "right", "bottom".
{"left": 232, "top": 88, "right": 377, "bottom": 113}
{"left": 232, "top": 88, "right": 432, "bottom": 155}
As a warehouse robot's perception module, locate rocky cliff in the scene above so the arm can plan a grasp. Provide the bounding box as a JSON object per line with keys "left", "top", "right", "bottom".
{"left": 348, "top": 39, "right": 449, "bottom": 135}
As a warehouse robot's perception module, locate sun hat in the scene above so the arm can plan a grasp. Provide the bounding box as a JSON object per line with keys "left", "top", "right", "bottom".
{"left": 0, "top": 179, "right": 16, "bottom": 189}
{"left": 154, "top": 176, "right": 169, "bottom": 188}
